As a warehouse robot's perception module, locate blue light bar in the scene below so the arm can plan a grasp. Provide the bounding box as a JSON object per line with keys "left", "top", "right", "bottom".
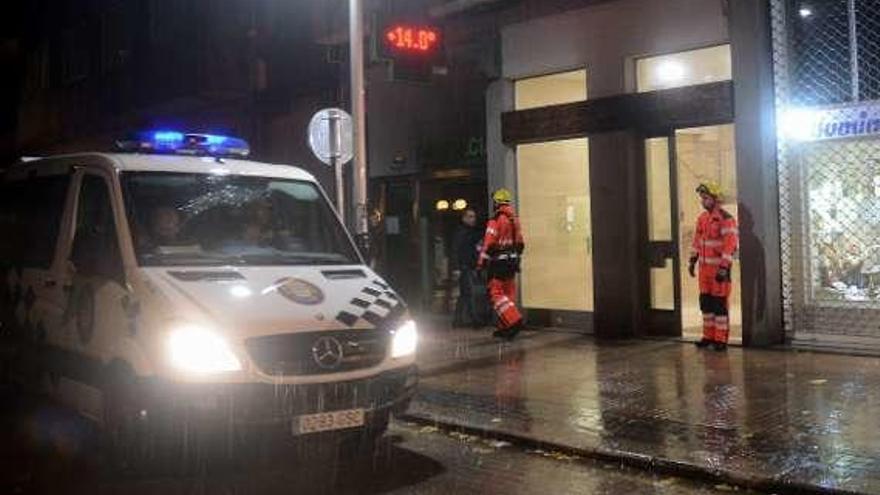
{"left": 116, "top": 131, "right": 250, "bottom": 157}
{"left": 154, "top": 131, "right": 184, "bottom": 142}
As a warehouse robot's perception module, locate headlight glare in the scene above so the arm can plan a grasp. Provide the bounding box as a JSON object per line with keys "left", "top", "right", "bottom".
{"left": 391, "top": 319, "right": 418, "bottom": 358}
{"left": 167, "top": 323, "right": 241, "bottom": 373}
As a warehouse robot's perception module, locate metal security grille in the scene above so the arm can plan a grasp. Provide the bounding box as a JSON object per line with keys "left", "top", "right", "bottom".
{"left": 788, "top": 0, "right": 851, "bottom": 106}
{"left": 773, "top": 0, "right": 880, "bottom": 344}
{"left": 856, "top": 0, "right": 880, "bottom": 101}
{"left": 786, "top": 0, "right": 880, "bottom": 105}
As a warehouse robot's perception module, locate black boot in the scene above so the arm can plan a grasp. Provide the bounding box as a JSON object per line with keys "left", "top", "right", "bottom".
{"left": 695, "top": 339, "right": 713, "bottom": 348}
{"left": 505, "top": 322, "right": 524, "bottom": 341}
{"left": 712, "top": 342, "right": 728, "bottom": 352}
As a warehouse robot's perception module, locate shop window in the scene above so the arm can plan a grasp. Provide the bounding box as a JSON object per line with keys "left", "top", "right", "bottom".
{"left": 805, "top": 139, "right": 880, "bottom": 303}
{"left": 60, "top": 27, "right": 90, "bottom": 85}
{"left": 636, "top": 45, "right": 731, "bottom": 93}
{"left": 515, "top": 69, "right": 587, "bottom": 111}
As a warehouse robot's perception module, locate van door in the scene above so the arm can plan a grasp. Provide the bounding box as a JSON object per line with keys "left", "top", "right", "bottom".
{"left": 67, "top": 172, "right": 129, "bottom": 364}
{"left": 11, "top": 173, "right": 75, "bottom": 347}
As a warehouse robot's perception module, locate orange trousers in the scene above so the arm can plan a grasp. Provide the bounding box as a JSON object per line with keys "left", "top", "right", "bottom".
{"left": 700, "top": 294, "right": 730, "bottom": 344}
{"left": 488, "top": 277, "right": 522, "bottom": 330}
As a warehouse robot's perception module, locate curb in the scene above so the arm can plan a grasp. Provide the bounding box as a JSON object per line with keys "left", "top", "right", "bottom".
{"left": 398, "top": 412, "right": 868, "bottom": 495}
{"left": 418, "top": 331, "right": 588, "bottom": 379}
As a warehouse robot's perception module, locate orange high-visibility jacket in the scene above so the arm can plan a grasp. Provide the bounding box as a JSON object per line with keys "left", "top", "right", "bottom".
{"left": 691, "top": 207, "right": 738, "bottom": 270}
{"left": 478, "top": 204, "right": 525, "bottom": 272}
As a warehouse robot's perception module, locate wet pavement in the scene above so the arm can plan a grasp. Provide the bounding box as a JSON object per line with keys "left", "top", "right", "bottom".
{"left": 0, "top": 389, "right": 744, "bottom": 495}
{"left": 411, "top": 328, "right": 880, "bottom": 494}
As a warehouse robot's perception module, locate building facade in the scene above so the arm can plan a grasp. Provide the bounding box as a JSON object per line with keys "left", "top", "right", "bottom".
{"left": 485, "top": 0, "right": 783, "bottom": 346}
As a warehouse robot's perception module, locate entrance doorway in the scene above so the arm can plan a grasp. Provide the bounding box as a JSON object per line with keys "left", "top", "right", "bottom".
{"left": 643, "top": 124, "right": 742, "bottom": 343}
{"left": 517, "top": 138, "right": 595, "bottom": 327}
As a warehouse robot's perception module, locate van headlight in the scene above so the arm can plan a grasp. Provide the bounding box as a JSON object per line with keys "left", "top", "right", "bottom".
{"left": 391, "top": 319, "right": 418, "bottom": 358}
{"left": 167, "top": 323, "right": 242, "bottom": 373}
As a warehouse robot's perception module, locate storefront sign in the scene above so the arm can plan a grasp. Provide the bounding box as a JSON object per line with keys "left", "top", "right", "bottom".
{"left": 783, "top": 102, "right": 880, "bottom": 142}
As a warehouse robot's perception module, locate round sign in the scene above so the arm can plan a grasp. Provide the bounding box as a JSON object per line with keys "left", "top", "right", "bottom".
{"left": 276, "top": 278, "right": 325, "bottom": 305}
{"left": 308, "top": 108, "right": 354, "bottom": 166}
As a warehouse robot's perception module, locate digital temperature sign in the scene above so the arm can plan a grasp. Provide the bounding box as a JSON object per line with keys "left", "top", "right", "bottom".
{"left": 383, "top": 24, "right": 441, "bottom": 55}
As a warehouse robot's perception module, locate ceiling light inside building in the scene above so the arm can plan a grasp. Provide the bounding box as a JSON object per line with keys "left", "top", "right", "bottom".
{"left": 799, "top": 7, "right": 813, "bottom": 18}
{"left": 436, "top": 200, "right": 450, "bottom": 211}
{"left": 779, "top": 107, "right": 820, "bottom": 141}
{"left": 656, "top": 61, "right": 686, "bottom": 85}
{"left": 452, "top": 199, "right": 468, "bottom": 211}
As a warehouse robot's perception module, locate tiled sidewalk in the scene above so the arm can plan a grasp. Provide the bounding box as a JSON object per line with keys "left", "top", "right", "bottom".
{"left": 410, "top": 327, "right": 880, "bottom": 494}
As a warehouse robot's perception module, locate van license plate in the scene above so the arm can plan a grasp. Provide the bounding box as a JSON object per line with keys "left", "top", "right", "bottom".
{"left": 294, "top": 409, "right": 365, "bottom": 435}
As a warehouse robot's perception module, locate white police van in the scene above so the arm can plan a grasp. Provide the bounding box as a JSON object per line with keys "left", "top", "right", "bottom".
{"left": 0, "top": 132, "right": 417, "bottom": 468}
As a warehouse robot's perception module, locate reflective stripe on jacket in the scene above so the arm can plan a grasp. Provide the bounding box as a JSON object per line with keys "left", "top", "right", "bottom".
{"left": 478, "top": 204, "right": 525, "bottom": 269}
{"left": 690, "top": 207, "right": 738, "bottom": 269}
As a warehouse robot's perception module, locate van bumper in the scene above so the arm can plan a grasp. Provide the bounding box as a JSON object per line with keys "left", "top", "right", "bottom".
{"left": 146, "top": 365, "right": 418, "bottom": 428}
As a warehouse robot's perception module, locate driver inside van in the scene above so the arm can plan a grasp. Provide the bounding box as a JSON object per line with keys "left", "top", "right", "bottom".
{"left": 137, "top": 205, "right": 198, "bottom": 254}
{"left": 150, "top": 205, "right": 183, "bottom": 245}
{"left": 242, "top": 199, "right": 274, "bottom": 246}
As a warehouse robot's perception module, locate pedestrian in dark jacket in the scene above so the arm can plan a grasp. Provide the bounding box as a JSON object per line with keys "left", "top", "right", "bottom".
{"left": 452, "top": 209, "right": 484, "bottom": 328}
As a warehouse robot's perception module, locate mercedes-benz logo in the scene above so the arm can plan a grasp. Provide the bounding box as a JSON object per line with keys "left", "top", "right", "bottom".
{"left": 311, "top": 336, "right": 344, "bottom": 369}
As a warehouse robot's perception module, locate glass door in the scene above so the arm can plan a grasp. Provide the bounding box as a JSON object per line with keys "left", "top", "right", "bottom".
{"left": 518, "top": 138, "right": 594, "bottom": 312}
{"left": 675, "top": 124, "right": 742, "bottom": 343}
{"left": 642, "top": 124, "right": 741, "bottom": 342}
{"left": 644, "top": 137, "right": 680, "bottom": 335}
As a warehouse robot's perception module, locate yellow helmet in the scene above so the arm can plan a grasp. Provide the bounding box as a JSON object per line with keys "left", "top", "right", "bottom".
{"left": 492, "top": 188, "right": 513, "bottom": 204}
{"left": 696, "top": 182, "right": 723, "bottom": 200}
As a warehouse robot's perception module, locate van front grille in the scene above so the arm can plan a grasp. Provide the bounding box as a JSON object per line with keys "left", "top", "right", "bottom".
{"left": 245, "top": 330, "right": 389, "bottom": 376}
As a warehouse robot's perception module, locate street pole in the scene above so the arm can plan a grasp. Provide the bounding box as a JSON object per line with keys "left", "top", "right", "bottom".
{"left": 327, "top": 112, "right": 343, "bottom": 216}
{"left": 349, "top": 0, "right": 369, "bottom": 254}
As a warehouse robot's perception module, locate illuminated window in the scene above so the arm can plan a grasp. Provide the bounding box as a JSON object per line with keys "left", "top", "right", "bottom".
{"left": 515, "top": 69, "right": 587, "bottom": 111}
{"left": 636, "top": 45, "right": 731, "bottom": 93}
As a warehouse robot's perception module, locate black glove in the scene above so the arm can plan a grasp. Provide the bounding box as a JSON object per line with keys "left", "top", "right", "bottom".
{"left": 688, "top": 257, "right": 697, "bottom": 278}
{"left": 716, "top": 267, "right": 730, "bottom": 283}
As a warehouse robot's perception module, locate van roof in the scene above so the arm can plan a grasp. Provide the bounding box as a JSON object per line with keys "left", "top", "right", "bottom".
{"left": 6, "top": 153, "right": 318, "bottom": 183}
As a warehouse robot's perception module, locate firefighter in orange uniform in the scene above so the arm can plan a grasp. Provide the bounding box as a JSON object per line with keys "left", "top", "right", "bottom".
{"left": 688, "top": 182, "right": 738, "bottom": 351}
{"left": 478, "top": 188, "right": 525, "bottom": 341}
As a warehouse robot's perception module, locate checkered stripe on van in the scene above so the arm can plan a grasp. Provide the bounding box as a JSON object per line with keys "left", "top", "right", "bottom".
{"left": 335, "top": 280, "right": 405, "bottom": 328}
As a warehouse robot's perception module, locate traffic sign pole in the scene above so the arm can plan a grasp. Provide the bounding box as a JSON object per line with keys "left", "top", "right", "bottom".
{"left": 328, "top": 113, "right": 344, "bottom": 218}
{"left": 307, "top": 108, "right": 353, "bottom": 222}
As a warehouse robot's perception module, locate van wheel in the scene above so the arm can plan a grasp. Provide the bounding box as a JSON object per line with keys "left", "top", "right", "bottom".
{"left": 103, "top": 375, "right": 212, "bottom": 476}
{"left": 102, "top": 366, "right": 156, "bottom": 476}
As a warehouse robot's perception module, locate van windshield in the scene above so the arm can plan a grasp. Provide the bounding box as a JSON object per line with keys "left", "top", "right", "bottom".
{"left": 121, "top": 172, "right": 360, "bottom": 267}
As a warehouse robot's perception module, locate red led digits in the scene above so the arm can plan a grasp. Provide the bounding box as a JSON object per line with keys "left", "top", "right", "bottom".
{"left": 384, "top": 25, "right": 441, "bottom": 54}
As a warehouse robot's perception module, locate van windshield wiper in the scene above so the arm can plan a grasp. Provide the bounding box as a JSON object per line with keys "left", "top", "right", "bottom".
{"left": 140, "top": 252, "right": 238, "bottom": 266}
{"left": 235, "top": 252, "right": 354, "bottom": 266}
